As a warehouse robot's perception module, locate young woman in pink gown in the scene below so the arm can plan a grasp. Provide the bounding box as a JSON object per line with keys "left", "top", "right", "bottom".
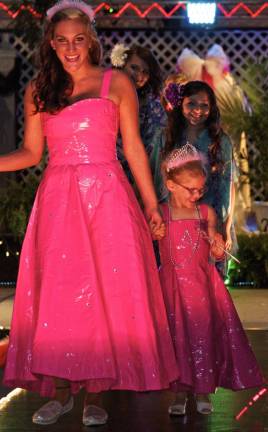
{"left": 1, "top": 1, "right": 179, "bottom": 426}
{"left": 154, "top": 144, "right": 263, "bottom": 416}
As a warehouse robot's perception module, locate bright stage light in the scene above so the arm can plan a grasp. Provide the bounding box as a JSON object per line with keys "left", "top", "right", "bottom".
{"left": 187, "top": 2, "right": 217, "bottom": 25}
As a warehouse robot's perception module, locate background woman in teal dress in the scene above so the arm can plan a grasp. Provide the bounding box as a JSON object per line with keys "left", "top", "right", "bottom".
{"left": 156, "top": 80, "right": 235, "bottom": 274}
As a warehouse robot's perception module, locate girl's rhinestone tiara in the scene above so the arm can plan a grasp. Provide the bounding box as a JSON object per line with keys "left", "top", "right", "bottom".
{"left": 165, "top": 143, "right": 206, "bottom": 172}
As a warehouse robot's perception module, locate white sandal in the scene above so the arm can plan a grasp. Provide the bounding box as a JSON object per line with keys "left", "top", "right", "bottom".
{"left": 196, "top": 396, "right": 213, "bottom": 415}
{"left": 168, "top": 396, "right": 187, "bottom": 416}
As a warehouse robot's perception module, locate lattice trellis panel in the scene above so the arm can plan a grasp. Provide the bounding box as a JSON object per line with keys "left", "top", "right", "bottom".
{"left": 3, "top": 29, "right": 268, "bottom": 199}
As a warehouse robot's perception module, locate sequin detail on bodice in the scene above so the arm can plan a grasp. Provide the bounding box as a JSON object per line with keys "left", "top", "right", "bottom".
{"left": 161, "top": 204, "right": 210, "bottom": 270}
{"left": 42, "top": 98, "right": 119, "bottom": 166}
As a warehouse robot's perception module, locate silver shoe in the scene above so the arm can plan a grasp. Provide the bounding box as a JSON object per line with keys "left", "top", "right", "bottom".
{"left": 32, "top": 396, "right": 74, "bottom": 425}
{"left": 82, "top": 404, "right": 108, "bottom": 426}
{"left": 196, "top": 396, "right": 213, "bottom": 415}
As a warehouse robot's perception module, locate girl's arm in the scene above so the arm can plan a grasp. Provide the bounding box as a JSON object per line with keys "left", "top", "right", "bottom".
{"left": 111, "top": 70, "right": 162, "bottom": 230}
{"left": 0, "top": 82, "right": 45, "bottom": 172}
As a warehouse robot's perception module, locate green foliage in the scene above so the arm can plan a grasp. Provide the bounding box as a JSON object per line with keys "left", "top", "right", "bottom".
{"left": 216, "top": 80, "right": 247, "bottom": 154}
{"left": 218, "top": 61, "right": 268, "bottom": 199}
{"left": 0, "top": 175, "right": 39, "bottom": 241}
{"left": 240, "top": 61, "right": 268, "bottom": 196}
{"left": 228, "top": 234, "right": 268, "bottom": 288}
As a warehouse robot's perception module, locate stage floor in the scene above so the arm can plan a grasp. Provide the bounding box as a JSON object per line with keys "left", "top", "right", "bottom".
{"left": 0, "top": 331, "right": 267, "bottom": 432}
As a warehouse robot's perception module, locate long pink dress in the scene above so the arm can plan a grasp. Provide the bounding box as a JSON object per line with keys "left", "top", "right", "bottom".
{"left": 3, "top": 70, "right": 179, "bottom": 397}
{"left": 159, "top": 203, "right": 263, "bottom": 394}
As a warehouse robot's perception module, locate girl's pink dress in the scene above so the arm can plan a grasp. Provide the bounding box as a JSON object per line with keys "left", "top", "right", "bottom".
{"left": 159, "top": 203, "right": 263, "bottom": 393}
{"left": 3, "top": 70, "right": 179, "bottom": 397}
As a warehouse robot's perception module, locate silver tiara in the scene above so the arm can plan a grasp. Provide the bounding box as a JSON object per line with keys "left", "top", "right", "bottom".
{"left": 47, "top": 0, "right": 94, "bottom": 21}
{"left": 165, "top": 143, "right": 206, "bottom": 172}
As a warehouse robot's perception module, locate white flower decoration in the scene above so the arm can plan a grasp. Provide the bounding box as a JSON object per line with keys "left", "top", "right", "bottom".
{"left": 110, "top": 43, "right": 129, "bottom": 68}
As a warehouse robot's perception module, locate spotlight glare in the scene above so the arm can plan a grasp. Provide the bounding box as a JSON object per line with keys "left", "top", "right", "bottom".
{"left": 0, "top": 388, "right": 25, "bottom": 410}
{"left": 187, "top": 2, "right": 216, "bottom": 25}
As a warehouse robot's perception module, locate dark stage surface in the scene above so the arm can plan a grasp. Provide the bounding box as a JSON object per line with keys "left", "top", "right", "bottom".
{"left": 0, "top": 331, "right": 267, "bottom": 432}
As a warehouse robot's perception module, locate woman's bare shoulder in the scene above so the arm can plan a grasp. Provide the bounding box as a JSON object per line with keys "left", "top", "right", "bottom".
{"left": 111, "top": 68, "right": 135, "bottom": 90}
{"left": 110, "top": 69, "right": 136, "bottom": 106}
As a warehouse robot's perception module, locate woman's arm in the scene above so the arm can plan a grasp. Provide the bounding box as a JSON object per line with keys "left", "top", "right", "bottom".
{"left": 221, "top": 134, "right": 236, "bottom": 250}
{"left": 207, "top": 206, "right": 225, "bottom": 260}
{"left": 224, "top": 181, "right": 235, "bottom": 250}
{"left": 207, "top": 205, "right": 217, "bottom": 239}
{"left": 0, "top": 82, "right": 45, "bottom": 172}
{"left": 111, "top": 70, "right": 162, "bottom": 228}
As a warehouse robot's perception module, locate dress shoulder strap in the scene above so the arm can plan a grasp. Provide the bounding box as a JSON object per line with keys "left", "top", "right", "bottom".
{"left": 199, "top": 203, "right": 208, "bottom": 220}
{"left": 100, "top": 68, "right": 113, "bottom": 99}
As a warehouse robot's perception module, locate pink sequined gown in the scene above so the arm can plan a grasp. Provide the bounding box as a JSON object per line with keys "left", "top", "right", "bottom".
{"left": 4, "top": 70, "right": 179, "bottom": 397}
{"left": 159, "top": 203, "right": 263, "bottom": 393}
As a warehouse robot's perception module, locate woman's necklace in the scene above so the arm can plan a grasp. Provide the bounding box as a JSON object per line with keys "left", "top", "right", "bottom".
{"left": 167, "top": 202, "right": 201, "bottom": 268}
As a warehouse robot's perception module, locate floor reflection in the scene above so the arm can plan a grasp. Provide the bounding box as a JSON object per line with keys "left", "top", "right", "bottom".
{"left": 0, "top": 330, "right": 267, "bottom": 431}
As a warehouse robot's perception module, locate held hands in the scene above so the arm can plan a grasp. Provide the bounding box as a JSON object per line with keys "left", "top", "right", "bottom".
{"left": 151, "top": 222, "right": 166, "bottom": 240}
{"left": 210, "top": 233, "right": 225, "bottom": 261}
{"left": 145, "top": 207, "right": 166, "bottom": 240}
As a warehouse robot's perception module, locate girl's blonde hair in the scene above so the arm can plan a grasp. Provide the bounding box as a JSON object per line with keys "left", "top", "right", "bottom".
{"left": 162, "top": 159, "right": 207, "bottom": 183}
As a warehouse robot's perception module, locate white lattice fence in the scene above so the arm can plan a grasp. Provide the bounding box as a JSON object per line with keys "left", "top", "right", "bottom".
{"left": 3, "top": 29, "right": 268, "bottom": 199}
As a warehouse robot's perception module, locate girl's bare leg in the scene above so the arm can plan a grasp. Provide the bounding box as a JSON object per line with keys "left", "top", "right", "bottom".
{"left": 84, "top": 392, "right": 102, "bottom": 406}
{"left": 54, "top": 378, "right": 71, "bottom": 404}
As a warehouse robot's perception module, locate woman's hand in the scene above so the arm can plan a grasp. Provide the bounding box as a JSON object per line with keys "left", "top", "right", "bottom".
{"left": 151, "top": 222, "right": 166, "bottom": 240}
{"left": 145, "top": 207, "right": 164, "bottom": 237}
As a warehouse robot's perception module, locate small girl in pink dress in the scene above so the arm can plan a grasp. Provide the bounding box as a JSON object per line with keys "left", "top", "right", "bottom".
{"left": 155, "top": 143, "right": 264, "bottom": 415}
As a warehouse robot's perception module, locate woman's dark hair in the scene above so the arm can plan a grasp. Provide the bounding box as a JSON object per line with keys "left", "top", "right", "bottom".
{"left": 33, "top": 8, "right": 102, "bottom": 113}
{"left": 124, "top": 45, "right": 163, "bottom": 97}
{"left": 164, "top": 80, "right": 224, "bottom": 173}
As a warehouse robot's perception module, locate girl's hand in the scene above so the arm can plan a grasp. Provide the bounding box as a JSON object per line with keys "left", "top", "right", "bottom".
{"left": 152, "top": 222, "right": 166, "bottom": 240}
{"left": 210, "top": 233, "right": 225, "bottom": 261}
